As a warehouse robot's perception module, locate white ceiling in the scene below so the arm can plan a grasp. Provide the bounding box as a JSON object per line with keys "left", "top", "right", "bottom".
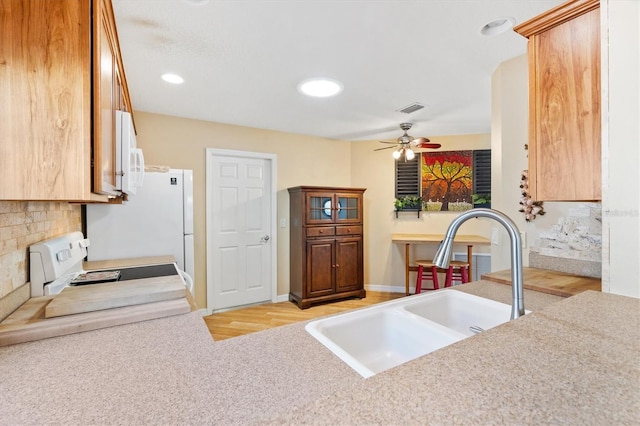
{"left": 112, "top": 0, "right": 563, "bottom": 142}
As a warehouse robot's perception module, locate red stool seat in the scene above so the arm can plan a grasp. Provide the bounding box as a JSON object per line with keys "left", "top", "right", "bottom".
{"left": 445, "top": 260, "right": 470, "bottom": 287}
{"left": 415, "top": 260, "right": 440, "bottom": 293}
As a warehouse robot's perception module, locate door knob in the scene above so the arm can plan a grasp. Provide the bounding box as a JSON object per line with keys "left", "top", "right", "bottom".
{"left": 260, "top": 235, "right": 270, "bottom": 243}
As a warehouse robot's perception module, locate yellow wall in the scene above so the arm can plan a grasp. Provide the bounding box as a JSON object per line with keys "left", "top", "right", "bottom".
{"left": 351, "top": 135, "right": 492, "bottom": 291}
{"left": 133, "top": 112, "right": 353, "bottom": 308}
{"left": 135, "top": 112, "right": 491, "bottom": 307}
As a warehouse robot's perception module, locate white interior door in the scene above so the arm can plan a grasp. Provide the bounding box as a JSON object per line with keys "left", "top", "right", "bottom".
{"left": 206, "top": 149, "right": 276, "bottom": 311}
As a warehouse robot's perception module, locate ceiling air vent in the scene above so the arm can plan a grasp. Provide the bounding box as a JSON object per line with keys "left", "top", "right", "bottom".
{"left": 397, "top": 102, "right": 425, "bottom": 114}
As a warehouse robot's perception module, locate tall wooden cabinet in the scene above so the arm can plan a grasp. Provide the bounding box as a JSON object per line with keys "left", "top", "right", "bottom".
{"left": 514, "top": 0, "right": 601, "bottom": 201}
{"left": 0, "top": 0, "right": 133, "bottom": 201}
{"left": 288, "top": 186, "right": 366, "bottom": 309}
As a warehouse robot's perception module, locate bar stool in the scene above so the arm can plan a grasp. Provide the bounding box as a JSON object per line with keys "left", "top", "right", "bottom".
{"left": 415, "top": 260, "right": 440, "bottom": 293}
{"left": 445, "top": 260, "right": 470, "bottom": 287}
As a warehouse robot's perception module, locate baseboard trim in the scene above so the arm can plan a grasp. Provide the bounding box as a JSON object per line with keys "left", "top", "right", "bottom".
{"left": 365, "top": 284, "right": 412, "bottom": 294}
{"left": 275, "top": 294, "right": 289, "bottom": 303}
{"left": 204, "top": 295, "right": 290, "bottom": 315}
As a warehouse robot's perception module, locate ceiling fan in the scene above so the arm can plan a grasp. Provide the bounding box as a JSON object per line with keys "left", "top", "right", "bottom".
{"left": 374, "top": 123, "right": 441, "bottom": 160}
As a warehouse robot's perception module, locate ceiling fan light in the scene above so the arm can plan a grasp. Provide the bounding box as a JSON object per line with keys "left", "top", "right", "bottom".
{"left": 392, "top": 149, "right": 402, "bottom": 160}
{"left": 405, "top": 149, "right": 415, "bottom": 160}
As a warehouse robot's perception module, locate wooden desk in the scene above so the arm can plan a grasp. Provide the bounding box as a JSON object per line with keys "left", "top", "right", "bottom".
{"left": 392, "top": 234, "right": 491, "bottom": 295}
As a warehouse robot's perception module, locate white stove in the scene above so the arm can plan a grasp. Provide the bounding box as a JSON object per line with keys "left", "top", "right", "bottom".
{"left": 29, "top": 232, "right": 190, "bottom": 297}
{"left": 30, "top": 232, "right": 89, "bottom": 296}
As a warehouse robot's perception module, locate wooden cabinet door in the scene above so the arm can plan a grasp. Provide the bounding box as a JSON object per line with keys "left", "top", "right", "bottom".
{"left": 335, "top": 237, "right": 363, "bottom": 292}
{"left": 305, "top": 191, "right": 363, "bottom": 225}
{"left": 92, "top": 0, "right": 119, "bottom": 196}
{"left": 334, "top": 192, "right": 363, "bottom": 224}
{"left": 0, "top": 0, "right": 93, "bottom": 201}
{"left": 532, "top": 8, "right": 601, "bottom": 201}
{"left": 515, "top": 0, "right": 601, "bottom": 201}
{"left": 0, "top": 0, "right": 130, "bottom": 201}
{"left": 306, "top": 239, "right": 335, "bottom": 297}
{"left": 305, "top": 192, "right": 337, "bottom": 225}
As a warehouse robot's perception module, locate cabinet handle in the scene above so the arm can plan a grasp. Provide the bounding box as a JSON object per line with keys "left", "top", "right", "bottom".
{"left": 319, "top": 230, "right": 323, "bottom": 233}
{"left": 335, "top": 264, "right": 339, "bottom": 268}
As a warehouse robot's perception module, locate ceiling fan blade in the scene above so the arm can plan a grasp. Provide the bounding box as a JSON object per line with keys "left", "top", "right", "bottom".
{"left": 378, "top": 141, "right": 397, "bottom": 145}
{"left": 410, "top": 137, "right": 431, "bottom": 147}
{"left": 374, "top": 146, "right": 399, "bottom": 151}
{"left": 416, "top": 143, "right": 441, "bottom": 149}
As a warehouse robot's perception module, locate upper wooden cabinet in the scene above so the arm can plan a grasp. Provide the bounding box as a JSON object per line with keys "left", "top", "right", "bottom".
{"left": 94, "top": 0, "right": 133, "bottom": 197}
{"left": 514, "top": 0, "right": 601, "bottom": 201}
{"left": 0, "top": 0, "right": 133, "bottom": 201}
{"left": 303, "top": 190, "right": 363, "bottom": 225}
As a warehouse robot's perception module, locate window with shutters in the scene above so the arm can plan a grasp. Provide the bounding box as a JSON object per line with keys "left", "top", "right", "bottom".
{"left": 394, "top": 149, "right": 491, "bottom": 208}
{"left": 472, "top": 150, "right": 491, "bottom": 195}
{"left": 472, "top": 149, "right": 492, "bottom": 207}
{"left": 395, "top": 156, "right": 421, "bottom": 199}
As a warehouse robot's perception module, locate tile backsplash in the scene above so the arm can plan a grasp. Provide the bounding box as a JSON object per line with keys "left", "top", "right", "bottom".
{"left": 529, "top": 203, "right": 602, "bottom": 278}
{"left": 0, "top": 201, "right": 81, "bottom": 320}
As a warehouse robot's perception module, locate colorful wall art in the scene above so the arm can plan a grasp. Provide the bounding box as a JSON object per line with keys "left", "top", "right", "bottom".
{"left": 422, "top": 150, "right": 473, "bottom": 212}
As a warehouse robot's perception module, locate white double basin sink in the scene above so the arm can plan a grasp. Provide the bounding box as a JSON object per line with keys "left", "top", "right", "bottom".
{"left": 306, "top": 290, "right": 524, "bottom": 378}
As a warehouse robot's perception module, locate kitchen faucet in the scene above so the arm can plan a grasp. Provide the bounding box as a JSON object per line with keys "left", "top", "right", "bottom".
{"left": 434, "top": 208, "right": 525, "bottom": 320}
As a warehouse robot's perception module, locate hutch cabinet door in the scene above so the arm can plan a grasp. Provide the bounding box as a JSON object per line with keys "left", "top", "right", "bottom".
{"left": 334, "top": 192, "right": 363, "bottom": 224}
{"left": 306, "top": 239, "right": 335, "bottom": 297}
{"left": 334, "top": 237, "right": 363, "bottom": 292}
{"left": 304, "top": 191, "right": 363, "bottom": 224}
{"left": 304, "top": 192, "right": 337, "bottom": 225}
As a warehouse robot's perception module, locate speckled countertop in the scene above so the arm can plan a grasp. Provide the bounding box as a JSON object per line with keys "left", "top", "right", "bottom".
{"left": 1, "top": 281, "right": 638, "bottom": 425}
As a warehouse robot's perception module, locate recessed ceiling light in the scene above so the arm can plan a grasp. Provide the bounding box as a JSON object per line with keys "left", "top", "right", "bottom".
{"left": 480, "top": 17, "right": 516, "bottom": 36}
{"left": 298, "top": 78, "right": 343, "bottom": 98}
{"left": 161, "top": 73, "right": 184, "bottom": 84}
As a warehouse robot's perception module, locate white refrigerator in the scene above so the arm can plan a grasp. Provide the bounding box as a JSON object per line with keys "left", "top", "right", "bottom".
{"left": 85, "top": 169, "right": 195, "bottom": 285}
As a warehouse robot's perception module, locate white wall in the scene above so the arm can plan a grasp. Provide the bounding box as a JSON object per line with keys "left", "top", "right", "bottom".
{"left": 490, "top": 55, "right": 530, "bottom": 271}
{"left": 602, "top": 0, "right": 640, "bottom": 297}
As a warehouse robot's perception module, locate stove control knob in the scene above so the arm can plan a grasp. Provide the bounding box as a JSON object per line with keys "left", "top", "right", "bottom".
{"left": 56, "top": 249, "right": 72, "bottom": 262}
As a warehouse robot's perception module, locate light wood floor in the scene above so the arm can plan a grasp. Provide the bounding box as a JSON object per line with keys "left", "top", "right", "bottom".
{"left": 203, "top": 291, "right": 407, "bottom": 341}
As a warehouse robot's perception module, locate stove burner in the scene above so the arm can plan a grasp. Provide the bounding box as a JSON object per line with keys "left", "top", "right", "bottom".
{"left": 44, "top": 264, "right": 180, "bottom": 295}
{"left": 103, "top": 264, "right": 179, "bottom": 281}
